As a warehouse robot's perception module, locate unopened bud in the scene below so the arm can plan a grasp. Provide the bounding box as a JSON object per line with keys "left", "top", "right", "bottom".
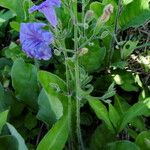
{"left": 94, "top": 4, "right": 114, "bottom": 35}
{"left": 79, "top": 48, "right": 89, "bottom": 56}
{"left": 100, "top": 4, "right": 114, "bottom": 23}
{"left": 85, "top": 10, "right": 94, "bottom": 23}
{"left": 54, "top": 49, "right": 61, "bottom": 56}
{"left": 100, "top": 31, "right": 109, "bottom": 39}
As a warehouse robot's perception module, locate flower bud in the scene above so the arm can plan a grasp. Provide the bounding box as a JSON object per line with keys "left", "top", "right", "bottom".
{"left": 54, "top": 49, "right": 61, "bottom": 56}
{"left": 79, "top": 48, "right": 89, "bottom": 56}
{"left": 100, "top": 4, "right": 114, "bottom": 23}
{"left": 94, "top": 4, "right": 114, "bottom": 35}
{"left": 85, "top": 10, "right": 94, "bottom": 23}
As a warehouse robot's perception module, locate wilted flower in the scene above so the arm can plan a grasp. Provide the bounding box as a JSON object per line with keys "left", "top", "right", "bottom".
{"left": 29, "top": 0, "right": 61, "bottom": 27}
{"left": 20, "top": 23, "right": 53, "bottom": 60}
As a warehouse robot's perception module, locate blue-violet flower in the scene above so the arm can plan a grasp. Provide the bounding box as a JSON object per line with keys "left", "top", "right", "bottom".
{"left": 20, "top": 23, "right": 53, "bottom": 60}
{"left": 29, "top": 0, "right": 61, "bottom": 27}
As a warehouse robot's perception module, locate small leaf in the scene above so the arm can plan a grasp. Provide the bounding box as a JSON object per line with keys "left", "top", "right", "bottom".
{"left": 121, "top": 41, "right": 138, "bottom": 59}
{"left": 7, "top": 123, "right": 28, "bottom": 150}
{"left": 0, "top": 110, "right": 9, "bottom": 133}
{"left": 108, "top": 104, "right": 120, "bottom": 128}
{"left": 88, "top": 97, "right": 114, "bottom": 132}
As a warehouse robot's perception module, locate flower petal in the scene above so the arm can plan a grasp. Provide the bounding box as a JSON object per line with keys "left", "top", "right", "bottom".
{"left": 20, "top": 23, "right": 53, "bottom": 60}
{"left": 39, "top": 7, "right": 58, "bottom": 27}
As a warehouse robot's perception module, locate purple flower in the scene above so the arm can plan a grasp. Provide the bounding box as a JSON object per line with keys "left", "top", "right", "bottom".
{"left": 20, "top": 23, "right": 53, "bottom": 60}
{"left": 29, "top": 0, "right": 61, "bottom": 27}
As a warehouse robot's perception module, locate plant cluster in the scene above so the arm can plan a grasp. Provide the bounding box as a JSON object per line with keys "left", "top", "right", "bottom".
{"left": 0, "top": 0, "right": 150, "bottom": 150}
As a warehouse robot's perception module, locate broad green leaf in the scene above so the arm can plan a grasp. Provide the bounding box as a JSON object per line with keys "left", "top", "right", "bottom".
{"left": 0, "top": 135, "right": 18, "bottom": 150}
{"left": 119, "top": 0, "right": 150, "bottom": 29}
{"left": 0, "top": 110, "right": 9, "bottom": 133}
{"left": 7, "top": 123, "right": 28, "bottom": 150}
{"left": 79, "top": 42, "right": 106, "bottom": 72}
{"left": 37, "top": 114, "right": 69, "bottom": 150}
{"left": 118, "top": 98, "right": 150, "bottom": 132}
{"left": 105, "top": 140, "right": 140, "bottom": 150}
{"left": 121, "top": 41, "right": 138, "bottom": 59}
{"left": 108, "top": 104, "right": 120, "bottom": 128}
{"left": 88, "top": 98, "right": 114, "bottom": 132}
{"left": 0, "top": 0, "right": 32, "bottom": 21}
{"left": 90, "top": 124, "right": 116, "bottom": 150}
{"left": 37, "top": 71, "right": 67, "bottom": 122}
{"left": 37, "top": 89, "right": 58, "bottom": 126}
{"left": 135, "top": 131, "right": 150, "bottom": 150}
{"left": 11, "top": 58, "right": 39, "bottom": 110}
{"left": 38, "top": 71, "right": 67, "bottom": 95}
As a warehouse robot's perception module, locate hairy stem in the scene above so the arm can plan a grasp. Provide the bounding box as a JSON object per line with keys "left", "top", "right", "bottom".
{"left": 62, "top": 41, "right": 73, "bottom": 149}
{"left": 107, "top": 0, "right": 122, "bottom": 66}
{"left": 73, "top": 0, "right": 84, "bottom": 149}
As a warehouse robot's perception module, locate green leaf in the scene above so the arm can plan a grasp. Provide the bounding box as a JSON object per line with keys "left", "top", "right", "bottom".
{"left": 135, "top": 131, "right": 150, "bottom": 150}
{"left": 4, "top": 42, "right": 25, "bottom": 60}
{"left": 122, "top": 0, "right": 133, "bottom": 5}
{"left": 11, "top": 58, "right": 39, "bottom": 110}
{"left": 119, "top": 0, "right": 150, "bottom": 29}
{"left": 24, "top": 112, "right": 37, "bottom": 130}
{"left": 90, "top": 0, "right": 117, "bottom": 24}
{"left": 88, "top": 98, "right": 114, "bottom": 132}
{"left": 37, "top": 89, "right": 58, "bottom": 126}
{"left": 108, "top": 104, "right": 120, "bottom": 129}
{"left": 0, "top": 110, "right": 9, "bottom": 133}
{"left": 114, "top": 95, "right": 130, "bottom": 114}
{"left": 37, "top": 114, "right": 69, "bottom": 150}
{"left": 7, "top": 123, "right": 28, "bottom": 150}
{"left": 79, "top": 42, "right": 106, "bottom": 72}
{"left": 121, "top": 41, "right": 138, "bottom": 59}
{"left": 90, "top": 2, "right": 104, "bottom": 19}
{"left": 0, "top": 10, "right": 15, "bottom": 26}
{"left": 90, "top": 124, "right": 116, "bottom": 150}
{"left": 105, "top": 140, "right": 140, "bottom": 150}
{"left": 0, "top": 135, "right": 18, "bottom": 150}
{"left": 38, "top": 71, "right": 67, "bottom": 95}
{"left": 0, "top": 0, "right": 33, "bottom": 21}
{"left": 37, "top": 71, "right": 67, "bottom": 122}
{"left": 10, "top": 21, "right": 20, "bottom": 31}
{"left": 118, "top": 98, "right": 150, "bottom": 132}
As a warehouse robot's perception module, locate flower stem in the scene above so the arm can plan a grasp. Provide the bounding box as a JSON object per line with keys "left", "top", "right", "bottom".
{"left": 73, "top": 0, "right": 84, "bottom": 149}
{"left": 62, "top": 40, "right": 73, "bottom": 149}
